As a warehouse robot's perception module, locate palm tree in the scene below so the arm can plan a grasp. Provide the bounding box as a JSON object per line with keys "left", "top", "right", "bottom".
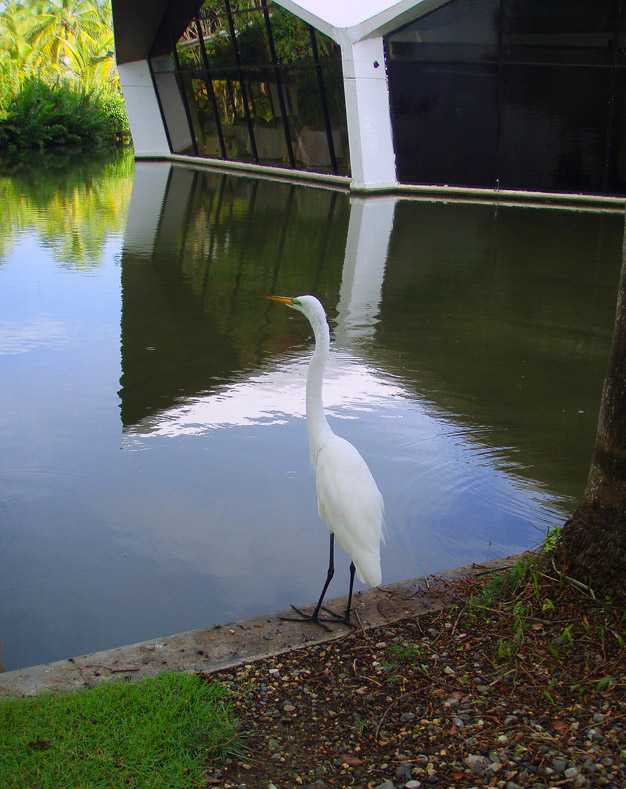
{"left": 0, "top": 0, "right": 117, "bottom": 90}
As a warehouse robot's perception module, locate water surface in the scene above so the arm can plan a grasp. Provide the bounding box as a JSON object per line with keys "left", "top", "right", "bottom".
{"left": 0, "top": 152, "right": 622, "bottom": 671}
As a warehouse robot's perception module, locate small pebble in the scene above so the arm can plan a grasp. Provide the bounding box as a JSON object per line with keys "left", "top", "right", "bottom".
{"left": 465, "top": 754, "right": 488, "bottom": 775}
{"left": 395, "top": 762, "right": 413, "bottom": 780}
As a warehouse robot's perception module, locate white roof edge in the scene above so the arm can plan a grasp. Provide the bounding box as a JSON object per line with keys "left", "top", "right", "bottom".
{"left": 273, "top": 0, "right": 449, "bottom": 44}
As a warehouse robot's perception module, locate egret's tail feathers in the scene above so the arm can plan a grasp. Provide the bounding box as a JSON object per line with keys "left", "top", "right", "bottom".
{"left": 355, "top": 552, "right": 382, "bottom": 587}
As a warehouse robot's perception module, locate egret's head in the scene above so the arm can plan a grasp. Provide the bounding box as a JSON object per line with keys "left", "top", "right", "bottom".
{"left": 267, "top": 294, "right": 324, "bottom": 320}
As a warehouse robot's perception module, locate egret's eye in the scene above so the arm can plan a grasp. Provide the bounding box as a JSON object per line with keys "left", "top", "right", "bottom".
{"left": 292, "top": 298, "right": 302, "bottom": 306}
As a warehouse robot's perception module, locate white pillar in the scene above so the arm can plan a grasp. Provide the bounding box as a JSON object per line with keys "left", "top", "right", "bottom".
{"left": 341, "top": 36, "right": 397, "bottom": 191}
{"left": 118, "top": 59, "right": 170, "bottom": 156}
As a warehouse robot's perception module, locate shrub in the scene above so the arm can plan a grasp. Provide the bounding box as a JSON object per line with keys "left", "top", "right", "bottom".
{"left": 0, "top": 78, "right": 131, "bottom": 151}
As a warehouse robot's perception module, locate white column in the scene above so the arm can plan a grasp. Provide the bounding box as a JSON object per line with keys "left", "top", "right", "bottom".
{"left": 118, "top": 59, "right": 170, "bottom": 156}
{"left": 341, "top": 36, "right": 397, "bottom": 191}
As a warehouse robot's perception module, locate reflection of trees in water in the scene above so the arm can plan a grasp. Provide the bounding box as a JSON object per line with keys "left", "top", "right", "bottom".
{"left": 0, "top": 149, "right": 133, "bottom": 268}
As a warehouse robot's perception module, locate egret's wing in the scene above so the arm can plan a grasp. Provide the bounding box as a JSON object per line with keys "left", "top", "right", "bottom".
{"left": 314, "top": 435, "right": 384, "bottom": 586}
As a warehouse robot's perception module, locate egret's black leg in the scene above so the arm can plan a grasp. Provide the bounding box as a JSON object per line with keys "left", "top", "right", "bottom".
{"left": 343, "top": 561, "right": 356, "bottom": 624}
{"left": 280, "top": 534, "right": 340, "bottom": 630}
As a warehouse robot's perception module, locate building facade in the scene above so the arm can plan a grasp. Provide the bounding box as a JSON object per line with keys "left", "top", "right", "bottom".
{"left": 113, "top": 0, "right": 626, "bottom": 197}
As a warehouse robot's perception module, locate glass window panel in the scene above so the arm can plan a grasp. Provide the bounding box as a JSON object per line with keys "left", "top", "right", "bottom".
{"left": 209, "top": 71, "right": 255, "bottom": 162}
{"left": 607, "top": 69, "right": 626, "bottom": 194}
{"left": 312, "top": 29, "right": 342, "bottom": 66}
{"left": 197, "top": 0, "right": 237, "bottom": 68}
{"left": 320, "top": 64, "right": 350, "bottom": 175}
{"left": 228, "top": 9, "right": 273, "bottom": 67}
{"left": 499, "top": 65, "right": 611, "bottom": 192}
{"left": 179, "top": 72, "right": 204, "bottom": 154}
{"left": 187, "top": 77, "right": 224, "bottom": 158}
{"left": 154, "top": 0, "right": 348, "bottom": 174}
{"left": 502, "top": 0, "right": 617, "bottom": 65}
{"left": 387, "top": 0, "right": 499, "bottom": 63}
{"left": 176, "top": 38, "right": 204, "bottom": 70}
{"left": 387, "top": 62, "right": 498, "bottom": 187}
{"left": 150, "top": 53, "right": 175, "bottom": 74}
{"left": 267, "top": 3, "right": 315, "bottom": 64}
{"left": 152, "top": 70, "right": 195, "bottom": 155}
{"left": 273, "top": 65, "right": 334, "bottom": 172}
{"left": 618, "top": 5, "right": 626, "bottom": 66}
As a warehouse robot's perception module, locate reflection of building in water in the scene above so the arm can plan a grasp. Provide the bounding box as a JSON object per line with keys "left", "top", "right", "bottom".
{"left": 119, "top": 160, "right": 621, "bottom": 501}
{"left": 114, "top": 0, "right": 626, "bottom": 197}
{"left": 119, "top": 162, "right": 356, "bottom": 428}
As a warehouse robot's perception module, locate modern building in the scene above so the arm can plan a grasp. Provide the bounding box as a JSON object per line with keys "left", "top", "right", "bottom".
{"left": 113, "top": 0, "right": 626, "bottom": 198}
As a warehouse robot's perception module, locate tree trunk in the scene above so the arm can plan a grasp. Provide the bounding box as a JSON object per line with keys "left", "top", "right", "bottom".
{"left": 559, "top": 225, "right": 626, "bottom": 599}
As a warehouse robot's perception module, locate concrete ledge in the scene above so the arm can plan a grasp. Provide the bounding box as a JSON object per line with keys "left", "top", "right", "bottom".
{"left": 134, "top": 154, "right": 626, "bottom": 212}
{"left": 0, "top": 554, "right": 524, "bottom": 698}
{"left": 136, "top": 153, "right": 352, "bottom": 191}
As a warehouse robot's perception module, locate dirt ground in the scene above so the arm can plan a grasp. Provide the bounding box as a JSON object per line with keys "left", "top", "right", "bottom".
{"left": 203, "top": 567, "right": 626, "bottom": 789}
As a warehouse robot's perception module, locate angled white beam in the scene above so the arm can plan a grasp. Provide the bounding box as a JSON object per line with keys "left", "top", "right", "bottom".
{"left": 118, "top": 60, "right": 170, "bottom": 156}
{"left": 275, "top": 0, "right": 448, "bottom": 42}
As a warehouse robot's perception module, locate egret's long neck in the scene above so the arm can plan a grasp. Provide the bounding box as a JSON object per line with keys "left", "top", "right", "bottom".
{"left": 306, "top": 313, "right": 333, "bottom": 459}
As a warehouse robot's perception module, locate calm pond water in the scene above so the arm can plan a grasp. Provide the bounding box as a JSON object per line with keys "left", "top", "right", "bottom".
{"left": 0, "top": 151, "right": 622, "bottom": 671}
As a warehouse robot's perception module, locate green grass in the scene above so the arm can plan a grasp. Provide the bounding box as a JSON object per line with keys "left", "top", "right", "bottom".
{"left": 0, "top": 672, "right": 241, "bottom": 788}
{"left": 387, "top": 639, "right": 423, "bottom": 663}
{"left": 473, "top": 557, "right": 533, "bottom": 606}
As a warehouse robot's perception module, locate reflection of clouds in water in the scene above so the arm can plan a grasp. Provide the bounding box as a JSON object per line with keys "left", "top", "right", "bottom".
{"left": 117, "top": 345, "right": 565, "bottom": 589}
{"left": 0, "top": 318, "right": 69, "bottom": 355}
{"left": 123, "top": 350, "right": 408, "bottom": 440}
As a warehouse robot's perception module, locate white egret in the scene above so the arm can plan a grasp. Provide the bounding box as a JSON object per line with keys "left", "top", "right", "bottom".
{"left": 267, "top": 295, "right": 384, "bottom": 626}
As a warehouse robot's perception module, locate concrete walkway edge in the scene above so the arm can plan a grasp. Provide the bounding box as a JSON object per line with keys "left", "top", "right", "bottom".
{"left": 0, "top": 554, "right": 524, "bottom": 698}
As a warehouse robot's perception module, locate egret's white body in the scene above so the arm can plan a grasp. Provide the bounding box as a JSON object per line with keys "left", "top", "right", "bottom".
{"left": 314, "top": 434, "right": 383, "bottom": 586}
{"left": 268, "top": 294, "right": 384, "bottom": 624}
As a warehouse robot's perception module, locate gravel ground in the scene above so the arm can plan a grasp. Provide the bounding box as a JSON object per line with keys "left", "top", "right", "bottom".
{"left": 202, "top": 565, "right": 625, "bottom": 789}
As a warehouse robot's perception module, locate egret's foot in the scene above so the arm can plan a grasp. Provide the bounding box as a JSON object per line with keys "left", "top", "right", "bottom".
{"left": 279, "top": 605, "right": 333, "bottom": 631}
{"left": 280, "top": 604, "right": 353, "bottom": 631}
{"left": 321, "top": 605, "right": 352, "bottom": 626}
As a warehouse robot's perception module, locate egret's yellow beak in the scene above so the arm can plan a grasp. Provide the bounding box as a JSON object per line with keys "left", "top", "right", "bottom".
{"left": 267, "top": 296, "right": 294, "bottom": 304}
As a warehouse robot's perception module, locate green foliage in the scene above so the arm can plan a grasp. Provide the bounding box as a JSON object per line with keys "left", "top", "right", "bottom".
{"left": 0, "top": 0, "right": 130, "bottom": 151}
{"left": 543, "top": 524, "right": 562, "bottom": 554}
{"left": 0, "top": 78, "right": 129, "bottom": 151}
{"left": 474, "top": 558, "right": 532, "bottom": 607}
{"left": 0, "top": 672, "right": 241, "bottom": 788}
{"left": 387, "top": 639, "right": 423, "bottom": 664}
{"left": 97, "top": 86, "right": 132, "bottom": 138}
{"left": 0, "top": 0, "right": 118, "bottom": 91}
